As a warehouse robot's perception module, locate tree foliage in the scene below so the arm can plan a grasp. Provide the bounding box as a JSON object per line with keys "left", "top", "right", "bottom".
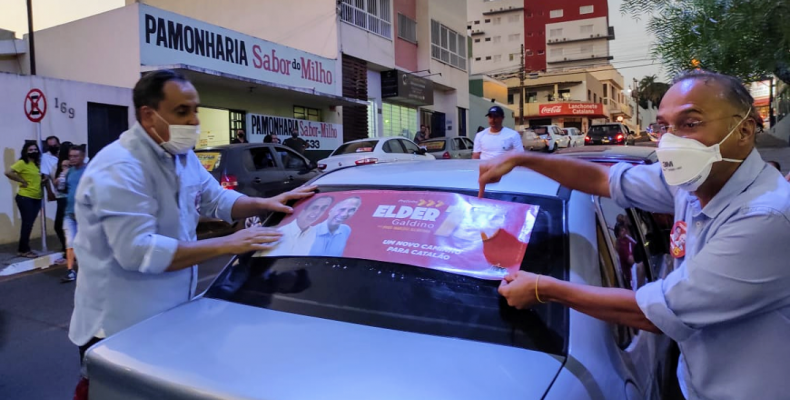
{"left": 620, "top": 0, "right": 790, "bottom": 85}
{"left": 637, "top": 75, "right": 671, "bottom": 109}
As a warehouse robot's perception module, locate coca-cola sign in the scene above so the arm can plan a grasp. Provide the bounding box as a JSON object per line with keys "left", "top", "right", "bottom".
{"left": 538, "top": 103, "right": 605, "bottom": 117}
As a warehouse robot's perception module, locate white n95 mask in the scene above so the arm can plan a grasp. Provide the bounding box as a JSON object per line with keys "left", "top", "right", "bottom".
{"left": 656, "top": 112, "right": 748, "bottom": 192}
{"left": 150, "top": 112, "right": 200, "bottom": 155}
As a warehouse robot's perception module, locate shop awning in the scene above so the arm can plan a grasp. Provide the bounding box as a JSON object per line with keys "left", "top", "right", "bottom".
{"left": 141, "top": 64, "right": 368, "bottom": 107}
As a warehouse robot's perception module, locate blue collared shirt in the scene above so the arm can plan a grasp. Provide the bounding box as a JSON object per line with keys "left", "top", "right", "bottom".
{"left": 309, "top": 221, "right": 351, "bottom": 257}
{"left": 69, "top": 123, "right": 243, "bottom": 346}
{"left": 609, "top": 149, "right": 790, "bottom": 400}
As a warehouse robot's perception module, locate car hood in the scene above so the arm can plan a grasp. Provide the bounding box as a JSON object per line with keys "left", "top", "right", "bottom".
{"left": 87, "top": 298, "right": 564, "bottom": 400}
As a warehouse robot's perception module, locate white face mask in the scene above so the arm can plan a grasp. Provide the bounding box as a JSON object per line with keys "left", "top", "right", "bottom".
{"left": 149, "top": 112, "right": 200, "bottom": 155}
{"left": 656, "top": 111, "right": 749, "bottom": 192}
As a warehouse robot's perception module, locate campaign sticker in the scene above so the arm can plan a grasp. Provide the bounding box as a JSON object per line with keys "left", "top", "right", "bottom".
{"left": 670, "top": 221, "right": 687, "bottom": 259}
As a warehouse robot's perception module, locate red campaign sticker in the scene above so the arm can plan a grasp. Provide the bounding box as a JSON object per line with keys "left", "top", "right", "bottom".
{"left": 670, "top": 220, "right": 687, "bottom": 259}
{"left": 255, "top": 190, "right": 541, "bottom": 280}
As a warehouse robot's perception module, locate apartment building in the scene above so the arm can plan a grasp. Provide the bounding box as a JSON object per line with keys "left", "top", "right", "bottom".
{"left": 467, "top": 0, "right": 525, "bottom": 76}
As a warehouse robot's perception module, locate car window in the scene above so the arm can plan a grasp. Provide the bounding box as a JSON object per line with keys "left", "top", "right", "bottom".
{"left": 635, "top": 210, "right": 674, "bottom": 280}
{"left": 334, "top": 140, "right": 379, "bottom": 155}
{"left": 195, "top": 151, "right": 223, "bottom": 172}
{"left": 532, "top": 127, "right": 548, "bottom": 136}
{"left": 598, "top": 197, "right": 649, "bottom": 292}
{"left": 463, "top": 138, "right": 475, "bottom": 148}
{"left": 588, "top": 125, "right": 623, "bottom": 138}
{"left": 383, "top": 139, "right": 407, "bottom": 153}
{"left": 206, "top": 187, "right": 568, "bottom": 356}
{"left": 248, "top": 147, "right": 276, "bottom": 171}
{"left": 421, "top": 140, "right": 445, "bottom": 152}
{"left": 400, "top": 139, "right": 422, "bottom": 154}
{"left": 274, "top": 146, "right": 308, "bottom": 171}
{"left": 453, "top": 138, "right": 467, "bottom": 150}
{"left": 596, "top": 220, "right": 636, "bottom": 348}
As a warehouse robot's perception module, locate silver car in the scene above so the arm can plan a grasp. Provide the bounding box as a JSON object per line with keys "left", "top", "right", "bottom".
{"left": 84, "top": 160, "right": 676, "bottom": 400}
{"left": 420, "top": 137, "right": 474, "bottom": 159}
{"left": 522, "top": 129, "right": 548, "bottom": 152}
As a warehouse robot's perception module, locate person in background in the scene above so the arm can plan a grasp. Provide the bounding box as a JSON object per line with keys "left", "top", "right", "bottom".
{"left": 57, "top": 145, "right": 88, "bottom": 283}
{"left": 473, "top": 106, "right": 524, "bottom": 160}
{"left": 5, "top": 141, "right": 43, "bottom": 258}
{"left": 231, "top": 130, "right": 247, "bottom": 144}
{"left": 263, "top": 134, "right": 273, "bottom": 143}
{"left": 414, "top": 125, "right": 429, "bottom": 144}
{"left": 41, "top": 135, "right": 68, "bottom": 263}
{"left": 284, "top": 128, "right": 308, "bottom": 155}
{"left": 767, "top": 161, "right": 780, "bottom": 170}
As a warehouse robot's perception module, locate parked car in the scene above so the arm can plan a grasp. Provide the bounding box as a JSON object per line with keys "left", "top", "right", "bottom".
{"left": 420, "top": 137, "right": 474, "bottom": 159}
{"left": 317, "top": 137, "right": 435, "bottom": 172}
{"left": 84, "top": 159, "right": 676, "bottom": 400}
{"left": 562, "top": 127, "right": 586, "bottom": 147}
{"left": 195, "top": 143, "right": 320, "bottom": 236}
{"left": 522, "top": 129, "right": 548, "bottom": 152}
{"left": 585, "top": 123, "right": 637, "bottom": 146}
{"left": 531, "top": 125, "right": 569, "bottom": 152}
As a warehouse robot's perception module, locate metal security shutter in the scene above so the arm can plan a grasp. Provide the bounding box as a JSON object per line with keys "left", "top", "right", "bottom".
{"left": 342, "top": 55, "right": 369, "bottom": 142}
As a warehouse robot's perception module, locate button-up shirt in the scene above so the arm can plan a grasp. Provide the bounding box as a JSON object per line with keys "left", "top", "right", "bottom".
{"left": 609, "top": 149, "right": 790, "bottom": 400}
{"left": 69, "top": 123, "right": 243, "bottom": 346}
{"left": 309, "top": 221, "right": 352, "bottom": 257}
{"left": 265, "top": 219, "right": 317, "bottom": 256}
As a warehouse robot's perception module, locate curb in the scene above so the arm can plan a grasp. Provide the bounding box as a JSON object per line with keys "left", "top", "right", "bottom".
{"left": 0, "top": 252, "right": 64, "bottom": 277}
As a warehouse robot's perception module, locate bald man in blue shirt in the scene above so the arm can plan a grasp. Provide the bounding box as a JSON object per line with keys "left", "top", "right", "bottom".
{"left": 480, "top": 71, "right": 790, "bottom": 399}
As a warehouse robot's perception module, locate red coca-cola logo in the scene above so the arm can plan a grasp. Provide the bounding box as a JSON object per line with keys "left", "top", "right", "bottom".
{"left": 540, "top": 105, "right": 563, "bottom": 114}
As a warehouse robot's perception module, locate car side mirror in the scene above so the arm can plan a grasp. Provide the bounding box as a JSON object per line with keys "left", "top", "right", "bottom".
{"left": 416, "top": 148, "right": 427, "bottom": 155}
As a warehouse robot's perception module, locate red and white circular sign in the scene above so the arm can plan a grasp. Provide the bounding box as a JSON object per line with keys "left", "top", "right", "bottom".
{"left": 24, "top": 88, "right": 47, "bottom": 123}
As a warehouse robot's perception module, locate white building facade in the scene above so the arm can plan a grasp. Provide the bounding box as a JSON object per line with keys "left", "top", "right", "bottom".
{"left": 466, "top": 0, "right": 525, "bottom": 77}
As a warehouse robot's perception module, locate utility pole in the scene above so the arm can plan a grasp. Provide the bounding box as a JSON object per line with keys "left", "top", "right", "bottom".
{"left": 632, "top": 78, "right": 639, "bottom": 132}
{"left": 26, "top": 0, "right": 36, "bottom": 75}
{"left": 519, "top": 44, "right": 525, "bottom": 127}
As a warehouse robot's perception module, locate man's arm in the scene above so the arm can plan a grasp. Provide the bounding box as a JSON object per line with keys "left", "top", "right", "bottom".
{"left": 507, "top": 152, "right": 612, "bottom": 197}
{"left": 472, "top": 134, "right": 482, "bottom": 159}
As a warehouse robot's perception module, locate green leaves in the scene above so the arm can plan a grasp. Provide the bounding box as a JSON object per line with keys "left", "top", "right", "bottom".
{"left": 621, "top": 0, "right": 790, "bottom": 84}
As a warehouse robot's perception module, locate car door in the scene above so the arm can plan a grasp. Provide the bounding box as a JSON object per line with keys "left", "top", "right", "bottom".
{"left": 245, "top": 146, "right": 289, "bottom": 197}
{"left": 596, "top": 196, "right": 666, "bottom": 400}
{"left": 555, "top": 127, "right": 571, "bottom": 147}
{"left": 382, "top": 139, "right": 409, "bottom": 162}
{"left": 453, "top": 138, "right": 472, "bottom": 158}
{"left": 272, "top": 145, "right": 319, "bottom": 190}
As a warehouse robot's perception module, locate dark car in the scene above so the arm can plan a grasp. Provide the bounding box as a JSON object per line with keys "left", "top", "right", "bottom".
{"left": 195, "top": 143, "right": 320, "bottom": 236}
{"left": 585, "top": 123, "right": 637, "bottom": 146}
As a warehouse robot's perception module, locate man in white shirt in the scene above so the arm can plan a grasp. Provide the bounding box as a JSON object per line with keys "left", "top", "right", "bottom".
{"left": 472, "top": 106, "right": 524, "bottom": 160}
{"left": 266, "top": 195, "right": 335, "bottom": 256}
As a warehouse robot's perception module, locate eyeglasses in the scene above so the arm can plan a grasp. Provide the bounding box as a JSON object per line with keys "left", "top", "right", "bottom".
{"left": 656, "top": 113, "right": 747, "bottom": 136}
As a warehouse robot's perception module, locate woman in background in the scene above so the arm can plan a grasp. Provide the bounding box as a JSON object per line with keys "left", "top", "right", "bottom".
{"left": 5, "top": 141, "right": 44, "bottom": 258}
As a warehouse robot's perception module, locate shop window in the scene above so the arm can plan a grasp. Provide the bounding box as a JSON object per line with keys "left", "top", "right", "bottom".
{"left": 397, "top": 13, "right": 417, "bottom": 44}
{"left": 294, "top": 106, "right": 321, "bottom": 122}
{"left": 382, "top": 103, "right": 418, "bottom": 138}
{"left": 340, "top": 0, "right": 392, "bottom": 39}
{"left": 431, "top": 19, "right": 467, "bottom": 71}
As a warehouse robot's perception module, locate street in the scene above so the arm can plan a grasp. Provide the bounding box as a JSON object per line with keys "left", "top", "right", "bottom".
{"left": 0, "top": 256, "right": 231, "bottom": 400}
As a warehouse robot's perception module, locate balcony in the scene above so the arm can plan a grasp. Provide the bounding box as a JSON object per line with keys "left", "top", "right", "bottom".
{"left": 546, "top": 29, "right": 616, "bottom": 45}
{"left": 483, "top": 6, "right": 525, "bottom": 16}
{"left": 470, "top": 30, "right": 485, "bottom": 36}
{"left": 547, "top": 54, "right": 614, "bottom": 64}
{"left": 604, "top": 98, "right": 632, "bottom": 118}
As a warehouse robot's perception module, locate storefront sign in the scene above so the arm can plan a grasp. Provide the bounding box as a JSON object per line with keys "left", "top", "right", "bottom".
{"left": 254, "top": 190, "right": 540, "bottom": 280}
{"left": 139, "top": 5, "right": 338, "bottom": 97}
{"left": 247, "top": 113, "right": 343, "bottom": 151}
{"left": 539, "top": 103, "right": 605, "bottom": 117}
{"left": 381, "top": 70, "right": 434, "bottom": 106}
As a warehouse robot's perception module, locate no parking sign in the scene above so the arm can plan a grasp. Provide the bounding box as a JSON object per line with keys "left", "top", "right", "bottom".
{"left": 24, "top": 88, "right": 47, "bottom": 123}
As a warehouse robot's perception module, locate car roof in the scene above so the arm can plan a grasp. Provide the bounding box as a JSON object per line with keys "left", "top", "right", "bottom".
{"left": 556, "top": 145, "right": 657, "bottom": 163}
{"left": 314, "top": 160, "right": 562, "bottom": 197}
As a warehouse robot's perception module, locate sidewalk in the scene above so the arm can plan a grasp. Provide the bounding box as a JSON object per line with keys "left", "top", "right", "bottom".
{"left": 0, "top": 235, "right": 64, "bottom": 277}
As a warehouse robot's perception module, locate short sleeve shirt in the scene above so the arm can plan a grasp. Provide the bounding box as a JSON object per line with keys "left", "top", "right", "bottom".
{"left": 473, "top": 127, "right": 524, "bottom": 160}
{"left": 11, "top": 160, "right": 42, "bottom": 200}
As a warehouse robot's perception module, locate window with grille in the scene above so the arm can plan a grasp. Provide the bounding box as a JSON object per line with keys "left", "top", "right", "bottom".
{"left": 340, "top": 0, "right": 392, "bottom": 39}
{"left": 294, "top": 106, "right": 321, "bottom": 122}
{"left": 549, "top": 28, "right": 563, "bottom": 38}
{"left": 580, "top": 5, "right": 594, "bottom": 14}
{"left": 581, "top": 25, "right": 594, "bottom": 34}
{"left": 397, "top": 13, "right": 417, "bottom": 44}
{"left": 550, "top": 9, "right": 563, "bottom": 18}
{"left": 508, "top": 33, "right": 520, "bottom": 42}
{"left": 508, "top": 14, "right": 520, "bottom": 23}
{"left": 431, "top": 19, "right": 467, "bottom": 71}
{"left": 382, "top": 103, "right": 417, "bottom": 138}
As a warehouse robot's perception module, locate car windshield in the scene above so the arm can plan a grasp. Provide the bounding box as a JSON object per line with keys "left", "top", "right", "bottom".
{"left": 334, "top": 141, "right": 379, "bottom": 155}
{"left": 206, "top": 186, "right": 568, "bottom": 356}
{"left": 532, "top": 127, "right": 549, "bottom": 135}
{"left": 422, "top": 140, "right": 446, "bottom": 151}
{"left": 195, "top": 151, "right": 222, "bottom": 171}
{"left": 588, "top": 125, "right": 622, "bottom": 138}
